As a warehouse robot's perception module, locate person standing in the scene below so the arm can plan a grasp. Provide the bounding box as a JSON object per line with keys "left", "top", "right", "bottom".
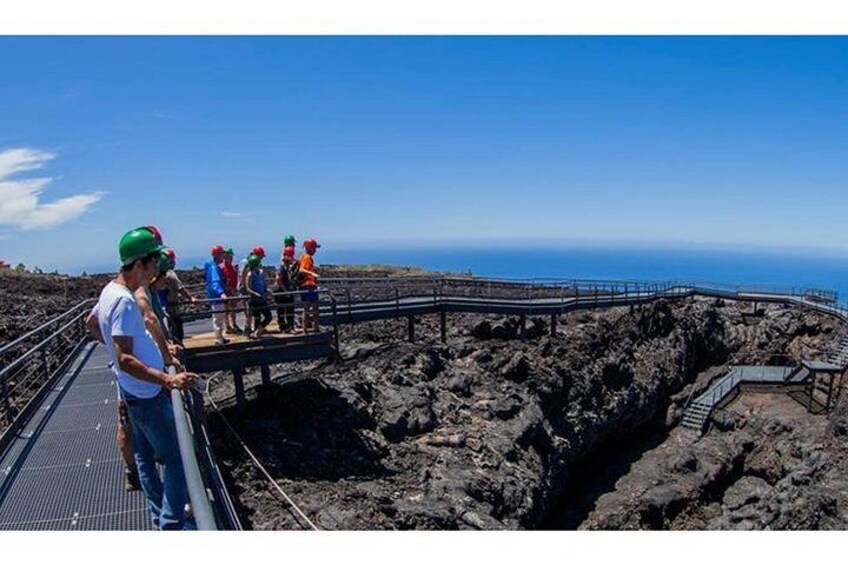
{"left": 279, "top": 234, "right": 296, "bottom": 264}
{"left": 221, "top": 248, "right": 241, "bottom": 334}
{"left": 238, "top": 246, "right": 266, "bottom": 337}
{"left": 245, "top": 254, "right": 273, "bottom": 338}
{"left": 135, "top": 252, "right": 182, "bottom": 366}
{"left": 298, "top": 239, "right": 321, "bottom": 333}
{"left": 205, "top": 245, "right": 229, "bottom": 345}
{"left": 274, "top": 246, "right": 296, "bottom": 332}
{"left": 95, "top": 226, "right": 197, "bottom": 530}
{"left": 88, "top": 228, "right": 177, "bottom": 494}
{"left": 161, "top": 248, "right": 196, "bottom": 343}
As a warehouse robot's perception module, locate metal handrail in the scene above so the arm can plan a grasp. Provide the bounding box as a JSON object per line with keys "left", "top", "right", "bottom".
{"left": 322, "top": 274, "right": 838, "bottom": 302}
{"left": 171, "top": 286, "right": 330, "bottom": 307}
{"left": 1, "top": 303, "right": 91, "bottom": 453}
{"left": 171, "top": 387, "right": 218, "bottom": 531}
{"left": 0, "top": 299, "right": 94, "bottom": 356}
{"left": 0, "top": 306, "right": 92, "bottom": 384}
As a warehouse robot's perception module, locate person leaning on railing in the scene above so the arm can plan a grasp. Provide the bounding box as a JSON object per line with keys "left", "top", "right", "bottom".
{"left": 160, "top": 248, "right": 196, "bottom": 343}
{"left": 88, "top": 231, "right": 183, "bottom": 495}
{"left": 89, "top": 226, "right": 198, "bottom": 530}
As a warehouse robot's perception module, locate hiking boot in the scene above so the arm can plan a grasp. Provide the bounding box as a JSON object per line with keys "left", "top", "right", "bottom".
{"left": 124, "top": 466, "right": 141, "bottom": 492}
{"left": 215, "top": 337, "right": 230, "bottom": 345}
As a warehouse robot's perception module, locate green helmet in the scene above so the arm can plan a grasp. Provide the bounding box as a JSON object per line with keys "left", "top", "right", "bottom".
{"left": 156, "top": 252, "right": 173, "bottom": 274}
{"left": 119, "top": 227, "right": 165, "bottom": 266}
{"left": 224, "top": 247, "right": 234, "bottom": 256}
{"left": 247, "top": 253, "right": 262, "bottom": 268}
{"left": 284, "top": 234, "right": 296, "bottom": 246}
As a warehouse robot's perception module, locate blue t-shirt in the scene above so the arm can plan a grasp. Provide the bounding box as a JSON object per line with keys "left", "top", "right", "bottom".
{"left": 248, "top": 269, "right": 266, "bottom": 295}
{"left": 204, "top": 260, "right": 225, "bottom": 298}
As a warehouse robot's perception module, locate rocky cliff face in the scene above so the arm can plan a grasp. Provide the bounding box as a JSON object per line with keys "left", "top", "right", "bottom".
{"left": 580, "top": 390, "right": 848, "bottom": 530}
{"left": 207, "top": 297, "right": 841, "bottom": 530}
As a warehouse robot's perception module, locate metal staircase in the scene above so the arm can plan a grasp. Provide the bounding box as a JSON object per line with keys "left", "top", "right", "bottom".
{"left": 681, "top": 400, "right": 713, "bottom": 431}
{"left": 825, "top": 325, "right": 848, "bottom": 368}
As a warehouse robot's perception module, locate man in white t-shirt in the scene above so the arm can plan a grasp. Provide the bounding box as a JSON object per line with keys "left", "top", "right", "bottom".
{"left": 93, "top": 226, "right": 197, "bottom": 530}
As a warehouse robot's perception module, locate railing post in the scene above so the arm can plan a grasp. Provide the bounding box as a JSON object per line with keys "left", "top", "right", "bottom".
{"left": 41, "top": 348, "right": 51, "bottom": 381}
{"left": 346, "top": 287, "right": 352, "bottom": 320}
{"left": 0, "top": 373, "right": 10, "bottom": 423}
{"left": 332, "top": 299, "right": 340, "bottom": 358}
{"left": 440, "top": 310, "right": 447, "bottom": 343}
{"left": 232, "top": 368, "right": 246, "bottom": 409}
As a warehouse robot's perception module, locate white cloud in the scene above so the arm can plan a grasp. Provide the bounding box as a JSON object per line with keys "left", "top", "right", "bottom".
{"left": 220, "top": 211, "right": 245, "bottom": 218}
{"left": 0, "top": 148, "right": 103, "bottom": 230}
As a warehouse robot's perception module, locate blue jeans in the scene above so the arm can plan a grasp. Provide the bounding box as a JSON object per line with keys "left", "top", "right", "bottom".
{"left": 122, "top": 388, "right": 189, "bottom": 530}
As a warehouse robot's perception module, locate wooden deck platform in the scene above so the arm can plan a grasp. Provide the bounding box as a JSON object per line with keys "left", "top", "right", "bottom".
{"left": 183, "top": 321, "right": 337, "bottom": 373}
{"left": 183, "top": 320, "right": 322, "bottom": 350}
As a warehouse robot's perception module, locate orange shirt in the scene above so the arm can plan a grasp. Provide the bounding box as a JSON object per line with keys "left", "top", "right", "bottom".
{"left": 298, "top": 253, "right": 317, "bottom": 287}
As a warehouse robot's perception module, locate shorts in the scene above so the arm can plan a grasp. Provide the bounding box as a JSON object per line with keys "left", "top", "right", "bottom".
{"left": 300, "top": 285, "right": 319, "bottom": 303}
{"left": 210, "top": 301, "right": 225, "bottom": 312}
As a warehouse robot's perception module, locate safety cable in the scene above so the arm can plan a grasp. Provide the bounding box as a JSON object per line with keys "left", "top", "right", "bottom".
{"left": 205, "top": 391, "right": 321, "bottom": 531}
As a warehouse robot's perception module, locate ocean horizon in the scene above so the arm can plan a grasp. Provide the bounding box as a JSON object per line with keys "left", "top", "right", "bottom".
{"left": 76, "top": 244, "right": 848, "bottom": 304}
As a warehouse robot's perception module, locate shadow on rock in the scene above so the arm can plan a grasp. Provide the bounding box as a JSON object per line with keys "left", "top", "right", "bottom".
{"left": 211, "top": 377, "right": 391, "bottom": 482}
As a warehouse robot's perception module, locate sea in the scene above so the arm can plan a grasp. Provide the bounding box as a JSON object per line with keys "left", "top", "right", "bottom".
{"left": 316, "top": 245, "right": 848, "bottom": 303}
{"left": 84, "top": 244, "right": 848, "bottom": 305}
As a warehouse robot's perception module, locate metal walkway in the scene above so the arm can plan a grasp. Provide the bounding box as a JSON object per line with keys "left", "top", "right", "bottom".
{"left": 0, "top": 343, "right": 149, "bottom": 530}
{"left": 682, "top": 365, "right": 797, "bottom": 431}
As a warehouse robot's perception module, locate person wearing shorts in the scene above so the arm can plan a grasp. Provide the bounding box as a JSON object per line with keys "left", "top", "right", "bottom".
{"left": 298, "top": 239, "right": 321, "bottom": 333}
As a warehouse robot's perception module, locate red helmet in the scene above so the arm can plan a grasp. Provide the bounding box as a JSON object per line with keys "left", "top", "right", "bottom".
{"left": 211, "top": 244, "right": 225, "bottom": 256}
{"left": 146, "top": 225, "right": 163, "bottom": 245}
{"left": 252, "top": 246, "right": 266, "bottom": 259}
{"left": 165, "top": 248, "right": 176, "bottom": 263}
{"left": 304, "top": 238, "right": 320, "bottom": 251}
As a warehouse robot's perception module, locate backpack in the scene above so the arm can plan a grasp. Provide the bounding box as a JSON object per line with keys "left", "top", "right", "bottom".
{"left": 288, "top": 260, "right": 303, "bottom": 288}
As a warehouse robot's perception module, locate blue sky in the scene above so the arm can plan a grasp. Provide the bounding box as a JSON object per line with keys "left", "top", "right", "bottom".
{"left": 1, "top": 36, "right": 847, "bottom": 272}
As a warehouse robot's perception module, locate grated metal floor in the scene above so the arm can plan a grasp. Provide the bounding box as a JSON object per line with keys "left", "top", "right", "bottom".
{"left": 0, "top": 343, "right": 151, "bottom": 530}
